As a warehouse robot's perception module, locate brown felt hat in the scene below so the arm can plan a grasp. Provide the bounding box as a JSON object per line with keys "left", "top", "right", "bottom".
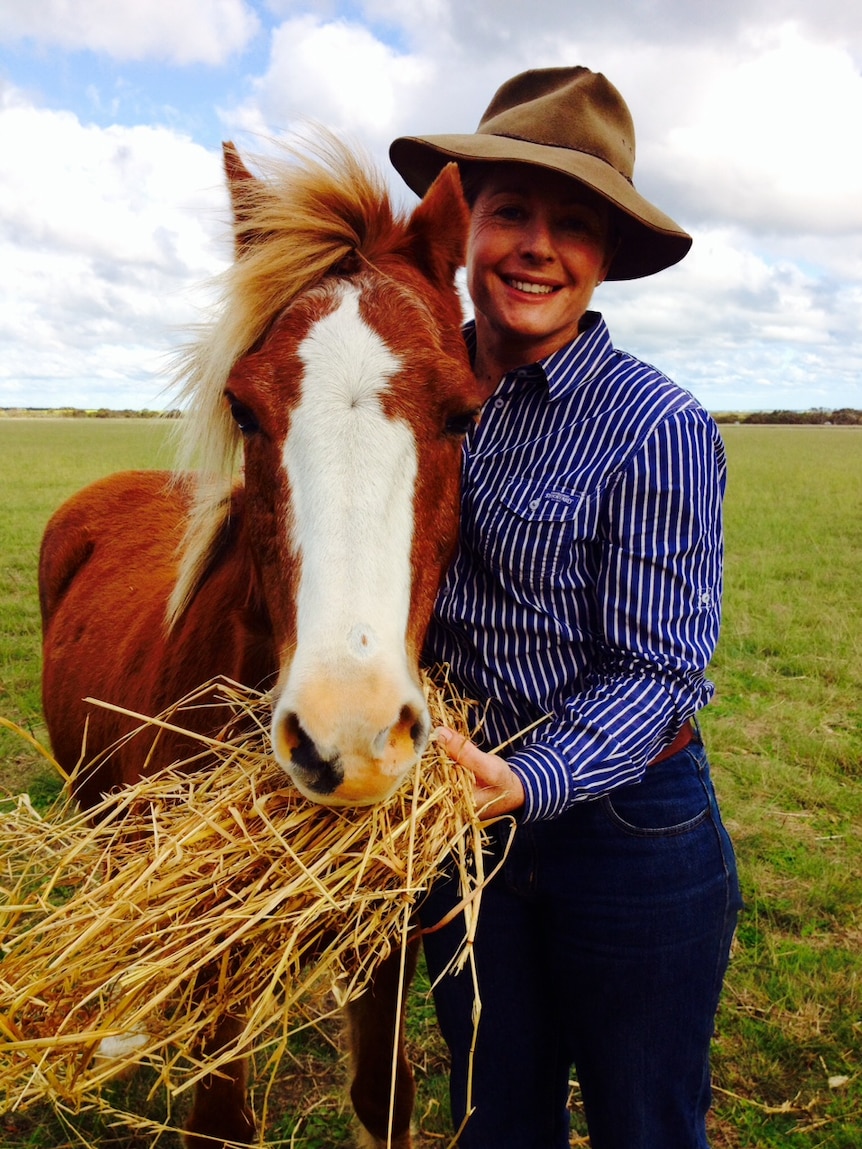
{"left": 390, "top": 66, "right": 691, "bottom": 280}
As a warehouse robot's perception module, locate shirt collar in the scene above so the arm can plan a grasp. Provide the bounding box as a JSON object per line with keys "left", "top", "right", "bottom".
{"left": 462, "top": 312, "right": 616, "bottom": 403}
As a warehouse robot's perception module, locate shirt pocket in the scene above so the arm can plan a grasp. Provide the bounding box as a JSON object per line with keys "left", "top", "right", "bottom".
{"left": 480, "top": 477, "right": 599, "bottom": 592}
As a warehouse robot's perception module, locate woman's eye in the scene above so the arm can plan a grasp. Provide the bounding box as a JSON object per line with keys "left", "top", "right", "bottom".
{"left": 560, "top": 213, "right": 598, "bottom": 234}
{"left": 560, "top": 213, "right": 605, "bottom": 240}
{"left": 225, "top": 391, "right": 260, "bottom": 435}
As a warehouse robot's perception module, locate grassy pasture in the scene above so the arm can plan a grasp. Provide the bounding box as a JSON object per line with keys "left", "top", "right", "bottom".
{"left": 0, "top": 420, "right": 175, "bottom": 801}
{"left": 1, "top": 419, "right": 861, "bottom": 1147}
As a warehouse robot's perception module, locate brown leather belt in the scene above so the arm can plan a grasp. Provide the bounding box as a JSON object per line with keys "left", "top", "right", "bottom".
{"left": 649, "top": 721, "right": 695, "bottom": 766}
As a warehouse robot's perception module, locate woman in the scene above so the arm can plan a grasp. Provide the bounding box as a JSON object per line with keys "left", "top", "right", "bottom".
{"left": 390, "top": 67, "right": 741, "bottom": 1149}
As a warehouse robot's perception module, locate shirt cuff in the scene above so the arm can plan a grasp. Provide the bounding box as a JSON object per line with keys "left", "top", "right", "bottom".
{"left": 507, "top": 744, "right": 574, "bottom": 822}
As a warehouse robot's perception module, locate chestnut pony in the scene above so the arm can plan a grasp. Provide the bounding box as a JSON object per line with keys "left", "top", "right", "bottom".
{"left": 38, "top": 138, "right": 479, "bottom": 1148}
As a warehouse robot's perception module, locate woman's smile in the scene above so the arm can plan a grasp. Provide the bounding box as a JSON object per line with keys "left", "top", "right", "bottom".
{"left": 505, "top": 277, "right": 559, "bottom": 295}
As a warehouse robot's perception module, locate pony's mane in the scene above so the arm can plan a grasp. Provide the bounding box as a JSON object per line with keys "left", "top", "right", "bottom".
{"left": 175, "top": 131, "right": 404, "bottom": 478}
{"left": 169, "top": 132, "right": 407, "bottom": 624}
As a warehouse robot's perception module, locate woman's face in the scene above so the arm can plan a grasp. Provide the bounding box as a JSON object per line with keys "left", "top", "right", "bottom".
{"left": 466, "top": 163, "right": 613, "bottom": 370}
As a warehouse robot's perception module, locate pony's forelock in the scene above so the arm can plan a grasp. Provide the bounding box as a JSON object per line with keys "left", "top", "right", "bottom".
{"left": 174, "top": 132, "right": 399, "bottom": 473}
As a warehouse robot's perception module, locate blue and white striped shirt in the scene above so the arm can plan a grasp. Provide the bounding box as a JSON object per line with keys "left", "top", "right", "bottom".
{"left": 425, "top": 311, "right": 726, "bottom": 822}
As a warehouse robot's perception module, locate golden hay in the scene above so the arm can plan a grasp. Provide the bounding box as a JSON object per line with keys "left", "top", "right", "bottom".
{"left": 0, "top": 671, "right": 490, "bottom": 1123}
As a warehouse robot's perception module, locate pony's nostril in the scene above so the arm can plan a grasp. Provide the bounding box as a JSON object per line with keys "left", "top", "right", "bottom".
{"left": 274, "top": 709, "right": 305, "bottom": 763}
{"left": 277, "top": 712, "right": 324, "bottom": 773}
{"left": 399, "top": 703, "right": 431, "bottom": 754}
{"left": 275, "top": 711, "right": 343, "bottom": 795}
{"left": 369, "top": 703, "right": 429, "bottom": 760}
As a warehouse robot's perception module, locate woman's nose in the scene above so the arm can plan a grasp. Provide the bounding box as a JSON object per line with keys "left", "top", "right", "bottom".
{"left": 518, "top": 215, "right": 555, "bottom": 261}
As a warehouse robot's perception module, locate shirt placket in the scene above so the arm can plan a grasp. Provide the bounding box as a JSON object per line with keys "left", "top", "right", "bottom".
{"left": 468, "top": 370, "right": 535, "bottom": 462}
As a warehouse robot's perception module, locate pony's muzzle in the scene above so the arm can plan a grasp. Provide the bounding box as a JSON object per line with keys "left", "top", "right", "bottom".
{"left": 271, "top": 681, "right": 430, "bottom": 806}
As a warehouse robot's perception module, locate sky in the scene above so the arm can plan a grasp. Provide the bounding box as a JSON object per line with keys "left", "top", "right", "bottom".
{"left": 0, "top": 0, "right": 860, "bottom": 413}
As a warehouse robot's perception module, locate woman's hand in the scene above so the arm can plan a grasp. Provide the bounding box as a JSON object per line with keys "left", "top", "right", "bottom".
{"left": 434, "top": 727, "right": 525, "bottom": 817}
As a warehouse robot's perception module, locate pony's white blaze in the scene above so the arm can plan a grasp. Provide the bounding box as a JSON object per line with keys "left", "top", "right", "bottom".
{"left": 272, "top": 285, "right": 429, "bottom": 804}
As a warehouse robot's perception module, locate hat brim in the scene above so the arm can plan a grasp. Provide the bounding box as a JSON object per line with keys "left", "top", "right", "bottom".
{"left": 390, "top": 133, "right": 691, "bottom": 280}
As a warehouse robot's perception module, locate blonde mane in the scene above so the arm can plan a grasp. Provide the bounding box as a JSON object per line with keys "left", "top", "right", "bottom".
{"left": 169, "top": 133, "right": 405, "bottom": 623}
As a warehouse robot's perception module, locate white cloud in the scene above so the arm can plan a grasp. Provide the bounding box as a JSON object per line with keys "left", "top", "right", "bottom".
{"left": 0, "top": 87, "right": 229, "bottom": 408}
{"left": 358, "top": 0, "right": 453, "bottom": 28}
{"left": 0, "top": 0, "right": 260, "bottom": 65}
{"left": 598, "top": 222, "right": 861, "bottom": 408}
{"left": 227, "top": 14, "right": 433, "bottom": 147}
{"left": 656, "top": 25, "right": 862, "bottom": 233}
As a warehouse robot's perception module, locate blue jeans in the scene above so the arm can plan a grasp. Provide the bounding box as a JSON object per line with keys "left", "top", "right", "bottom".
{"left": 420, "top": 738, "right": 741, "bottom": 1149}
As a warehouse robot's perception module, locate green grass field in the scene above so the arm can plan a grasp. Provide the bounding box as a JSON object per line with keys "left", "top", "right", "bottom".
{"left": 1, "top": 419, "right": 860, "bottom": 1147}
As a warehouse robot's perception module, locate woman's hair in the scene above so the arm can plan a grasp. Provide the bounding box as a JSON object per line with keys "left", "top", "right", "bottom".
{"left": 457, "top": 161, "right": 488, "bottom": 208}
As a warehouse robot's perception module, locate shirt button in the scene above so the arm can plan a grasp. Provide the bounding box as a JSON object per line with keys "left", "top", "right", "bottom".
{"left": 530, "top": 499, "right": 540, "bottom": 510}
{"left": 493, "top": 398, "right": 504, "bottom": 409}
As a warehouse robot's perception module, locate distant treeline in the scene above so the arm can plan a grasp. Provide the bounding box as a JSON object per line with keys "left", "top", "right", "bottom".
{"left": 0, "top": 408, "right": 183, "bottom": 419}
{"left": 713, "top": 408, "right": 862, "bottom": 425}
{"left": 2, "top": 406, "right": 860, "bottom": 424}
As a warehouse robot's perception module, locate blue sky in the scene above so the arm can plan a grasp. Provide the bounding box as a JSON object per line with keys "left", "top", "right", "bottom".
{"left": 1, "top": 0, "right": 860, "bottom": 411}
{"left": 7, "top": 38, "right": 267, "bottom": 145}
{"left": 3, "top": 30, "right": 244, "bottom": 161}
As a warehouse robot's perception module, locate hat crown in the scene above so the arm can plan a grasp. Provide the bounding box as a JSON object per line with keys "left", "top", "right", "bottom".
{"left": 389, "top": 64, "right": 692, "bottom": 280}
{"left": 477, "top": 67, "right": 635, "bottom": 182}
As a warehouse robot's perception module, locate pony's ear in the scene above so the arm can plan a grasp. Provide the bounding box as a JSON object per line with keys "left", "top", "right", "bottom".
{"left": 223, "top": 141, "right": 262, "bottom": 257}
{"left": 403, "top": 162, "right": 469, "bottom": 288}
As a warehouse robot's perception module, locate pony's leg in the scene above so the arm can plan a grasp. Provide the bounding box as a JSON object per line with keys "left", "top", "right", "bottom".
{"left": 184, "top": 1016, "right": 256, "bottom": 1149}
{"left": 346, "top": 940, "right": 419, "bottom": 1149}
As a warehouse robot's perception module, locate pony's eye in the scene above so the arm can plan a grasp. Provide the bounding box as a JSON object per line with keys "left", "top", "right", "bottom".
{"left": 226, "top": 392, "right": 260, "bottom": 435}
{"left": 444, "top": 409, "right": 479, "bottom": 438}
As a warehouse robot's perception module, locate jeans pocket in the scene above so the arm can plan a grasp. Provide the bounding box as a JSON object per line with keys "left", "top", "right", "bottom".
{"left": 601, "top": 750, "right": 711, "bottom": 837}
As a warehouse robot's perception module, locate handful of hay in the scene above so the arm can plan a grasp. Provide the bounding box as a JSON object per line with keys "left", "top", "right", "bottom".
{"left": 0, "top": 672, "right": 487, "bottom": 1122}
